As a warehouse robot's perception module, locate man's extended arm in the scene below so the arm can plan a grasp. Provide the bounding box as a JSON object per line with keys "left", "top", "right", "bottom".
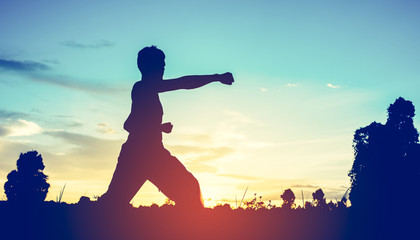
{"left": 157, "top": 72, "right": 234, "bottom": 92}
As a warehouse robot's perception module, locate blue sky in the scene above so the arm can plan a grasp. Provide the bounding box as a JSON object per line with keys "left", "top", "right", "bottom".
{"left": 1, "top": 0, "right": 419, "bottom": 206}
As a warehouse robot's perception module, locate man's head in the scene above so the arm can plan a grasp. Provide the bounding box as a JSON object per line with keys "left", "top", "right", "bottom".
{"left": 137, "top": 46, "right": 165, "bottom": 78}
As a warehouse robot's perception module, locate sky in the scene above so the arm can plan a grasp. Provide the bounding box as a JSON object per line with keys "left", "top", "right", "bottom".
{"left": 1, "top": 0, "right": 420, "bottom": 207}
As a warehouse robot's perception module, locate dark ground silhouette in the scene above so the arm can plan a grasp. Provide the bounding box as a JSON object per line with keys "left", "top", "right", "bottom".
{"left": 100, "top": 46, "right": 234, "bottom": 209}
{"left": 1, "top": 197, "right": 415, "bottom": 240}
{"left": 0, "top": 200, "right": 350, "bottom": 240}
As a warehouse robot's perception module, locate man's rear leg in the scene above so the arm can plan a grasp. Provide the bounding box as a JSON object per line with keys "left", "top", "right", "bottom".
{"left": 100, "top": 161, "right": 147, "bottom": 207}
{"left": 150, "top": 156, "right": 204, "bottom": 209}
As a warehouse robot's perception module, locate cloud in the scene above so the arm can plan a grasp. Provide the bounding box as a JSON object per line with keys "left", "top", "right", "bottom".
{"left": 259, "top": 88, "right": 268, "bottom": 92}
{"left": 0, "top": 119, "right": 43, "bottom": 137}
{"left": 0, "top": 126, "right": 11, "bottom": 137}
{"left": 285, "top": 83, "right": 300, "bottom": 87}
{"left": 0, "top": 110, "right": 39, "bottom": 137}
{"left": 48, "top": 116, "right": 82, "bottom": 128}
{"left": 42, "top": 59, "right": 60, "bottom": 64}
{"left": 223, "top": 110, "right": 255, "bottom": 125}
{"left": 0, "top": 109, "right": 30, "bottom": 119}
{"left": 67, "top": 121, "right": 83, "bottom": 128}
{"left": 217, "top": 173, "right": 261, "bottom": 181}
{"left": 166, "top": 144, "right": 234, "bottom": 173}
{"left": 45, "top": 130, "right": 109, "bottom": 148}
{"left": 0, "top": 58, "right": 126, "bottom": 94}
{"left": 29, "top": 73, "right": 127, "bottom": 94}
{"left": 97, "top": 123, "right": 116, "bottom": 134}
{"left": 0, "top": 59, "right": 50, "bottom": 72}
{"left": 61, "top": 40, "right": 115, "bottom": 49}
{"left": 291, "top": 184, "right": 321, "bottom": 189}
{"left": 326, "top": 83, "right": 340, "bottom": 89}
{"left": 178, "top": 133, "right": 213, "bottom": 144}
{"left": 276, "top": 138, "right": 337, "bottom": 147}
{"left": 239, "top": 140, "right": 275, "bottom": 149}
{"left": 42, "top": 130, "right": 123, "bottom": 173}
{"left": 30, "top": 108, "right": 43, "bottom": 114}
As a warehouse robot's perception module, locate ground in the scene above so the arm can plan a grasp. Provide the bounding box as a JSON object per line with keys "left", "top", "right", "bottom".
{"left": 0, "top": 201, "right": 409, "bottom": 240}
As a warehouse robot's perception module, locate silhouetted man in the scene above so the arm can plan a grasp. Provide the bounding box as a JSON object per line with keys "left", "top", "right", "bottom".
{"left": 100, "top": 46, "right": 234, "bottom": 209}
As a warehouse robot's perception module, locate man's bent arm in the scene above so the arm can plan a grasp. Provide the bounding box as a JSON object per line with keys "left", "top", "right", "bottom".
{"left": 158, "top": 72, "right": 234, "bottom": 92}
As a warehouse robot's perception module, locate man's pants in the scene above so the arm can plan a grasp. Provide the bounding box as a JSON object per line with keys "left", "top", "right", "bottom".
{"left": 101, "top": 139, "right": 204, "bottom": 208}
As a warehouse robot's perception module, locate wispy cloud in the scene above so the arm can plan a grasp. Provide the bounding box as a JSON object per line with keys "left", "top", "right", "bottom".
{"left": 285, "top": 83, "right": 300, "bottom": 87}
{"left": 97, "top": 123, "right": 116, "bottom": 134}
{"left": 0, "top": 126, "right": 11, "bottom": 137}
{"left": 66, "top": 121, "right": 83, "bottom": 128}
{"left": 42, "top": 59, "right": 60, "bottom": 65}
{"left": 0, "top": 58, "right": 126, "bottom": 94}
{"left": 326, "top": 83, "right": 340, "bottom": 89}
{"left": 29, "top": 73, "right": 127, "bottom": 94}
{"left": 223, "top": 110, "right": 255, "bottom": 125}
{"left": 61, "top": 40, "right": 115, "bottom": 49}
{"left": 0, "top": 109, "right": 30, "bottom": 119}
{"left": 43, "top": 130, "right": 123, "bottom": 170}
{"left": 217, "top": 173, "right": 261, "bottom": 181}
{"left": 259, "top": 87, "right": 268, "bottom": 92}
{"left": 167, "top": 144, "right": 234, "bottom": 173}
{"left": 291, "top": 184, "right": 320, "bottom": 189}
{"left": 0, "top": 59, "right": 50, "bottom": 72}
{"left": 178, "top": 133, "right": 213, "bottom": 144}
{"left": 45, "top": 130, "right": 107, "bottom": 148}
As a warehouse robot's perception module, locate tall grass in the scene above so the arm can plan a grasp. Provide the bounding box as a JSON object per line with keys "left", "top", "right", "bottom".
{"left": 238, "top": 186, "right": 248, "bottom": 208}
{"left": 56, "top": 183, "right": 66, "bottom": 203}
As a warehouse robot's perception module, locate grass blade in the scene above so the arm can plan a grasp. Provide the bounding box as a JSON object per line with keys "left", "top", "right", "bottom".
{"left": 239, "top": 186, "right": 248, "bottom": 208}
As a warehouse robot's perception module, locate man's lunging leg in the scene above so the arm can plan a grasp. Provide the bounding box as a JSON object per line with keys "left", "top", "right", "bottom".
{"left": 149, "top": 153, "right": 204, "bottom": 209}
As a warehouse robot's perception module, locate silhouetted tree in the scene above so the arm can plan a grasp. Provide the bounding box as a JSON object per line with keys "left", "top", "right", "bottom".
{"left": 349, "top": 97, "right": 420, "bottom": 209}
{"left": 281, "top": 189, "right": 296, "bottom": 209}
{"left": 312, "top": 188, "right": 326, "bottom": 208}
{"left": 4, "top": 151, "right": 50, "bottom": 203}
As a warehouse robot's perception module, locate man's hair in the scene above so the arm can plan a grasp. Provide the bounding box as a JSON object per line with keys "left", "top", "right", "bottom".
{"left": 137, "top": 45, "right": 165, "bottom": 74}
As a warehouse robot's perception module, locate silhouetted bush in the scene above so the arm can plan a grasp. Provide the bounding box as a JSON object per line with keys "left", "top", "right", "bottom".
{"left": 78, "top": 196, "right": 91, "bottom": 206}
{"left": 244, "top": 193, "right": 266, "bottom": 210}
{"left": 3, "top": 151, "right": 50, "bottom": 203}
{"left": 312, "top": 188, "right": 326, "bottom": 208}
{"left": 281, "top": 189, "right": 296, "bottom": 209}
